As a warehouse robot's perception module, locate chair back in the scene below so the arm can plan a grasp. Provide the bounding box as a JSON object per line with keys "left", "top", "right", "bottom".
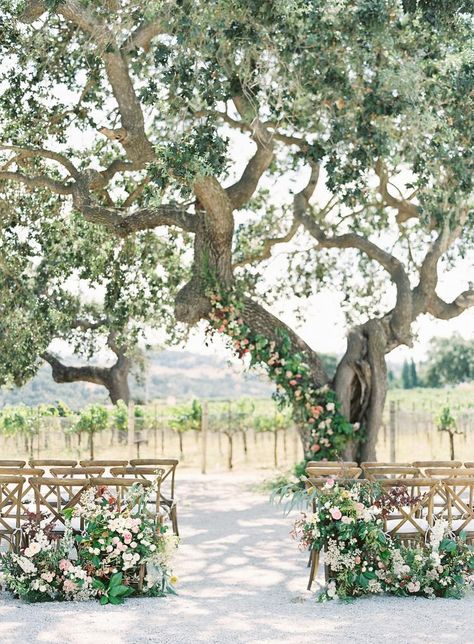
{"left": 0, "top": 460, "right": 26, "bottom": 468}
{"left": 442, "top": 478, "right": 474, "bottom": 539}
{"left": 129, "top": 459, "right": 178, "bottom": 499}
{"left": 0, "top": 476, "right": 24, "bottom": 550}
{"left": 361, "top": 462, "right": 411, "bottom": 468}
{"left": 426, "top": 468, "right": 474, "bottom": 478}
{"left": 363, "top": 466, "right": 421, "bottom": 481}
{"left": 50, "top": 467, "right": 105, "bottom": 478}
{"left": 379, "top": 478, "right": 439, "bottom": 542}
{"left": 306, "top": 466, "right": 362, "bottom": 480}
{"left": 79, "top": 460, "right": 128, "bottom": 475}
{"left": 29, "top": 477, "right": 92, "bottom": 531}
{"left": 0, "top": 468, "right": 45, "bottom": 518}
{"left": 413, "top": 460, "right": 462, "bottom": 474}
{"left": 306, "top": 461, "right": 358, "bottom": 468}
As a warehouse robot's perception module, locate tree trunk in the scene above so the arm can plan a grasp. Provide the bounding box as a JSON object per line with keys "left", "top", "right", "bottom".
{"left": 334, "top": 319, "right": 389, "bottom": 462}
{"left": 449, "top": 431, "right": 455, "bottom": 460}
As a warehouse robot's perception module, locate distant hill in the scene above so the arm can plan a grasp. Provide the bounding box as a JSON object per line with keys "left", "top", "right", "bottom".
{"left": 0, "top": 351, "right": 274, "bottom": 410}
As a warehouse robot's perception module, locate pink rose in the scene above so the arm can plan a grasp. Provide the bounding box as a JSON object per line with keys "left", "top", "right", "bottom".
{"left": 330, "top": 508, "right": 342, "bottom": 520}
{"left": 355, "top": 502, "right": 365, "bottom": 513}
{"left": 325, "top": 478, "right": 335, "bottom": 488}
{"left": 311, "top": 444, "right": 321, "bottom": 453}
{"left": 59, "top": 559, "right": 71, "bottom": 571}
{"left": 289, "top": 379, "right": 298, "bottom": 386}
{"left": 308, "top": 418, "right": 315, "bottom": 424}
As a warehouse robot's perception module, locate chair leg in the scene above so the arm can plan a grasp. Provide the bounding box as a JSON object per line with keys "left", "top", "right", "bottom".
{"left": 307, "top": 549, "right": 320, "bottom": 591}
{"left": 171, "top": 505, "right": 179, "bottom": 537}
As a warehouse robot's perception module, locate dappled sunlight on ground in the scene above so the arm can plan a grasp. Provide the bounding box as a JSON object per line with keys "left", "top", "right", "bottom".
{"left": 1, "top": 470, "right": 473, "bottom": 643}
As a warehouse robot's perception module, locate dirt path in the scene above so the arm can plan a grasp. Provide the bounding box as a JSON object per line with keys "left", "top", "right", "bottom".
{"left": 1, "top": 471, "right": 473, "bottom": 644}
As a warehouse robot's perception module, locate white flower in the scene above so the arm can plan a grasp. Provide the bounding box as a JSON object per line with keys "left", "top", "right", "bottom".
{"left": 326, "top": 402, "right": 335, "bottom": 412}
{"left": 24, "top": 541, "right": 41, "bottom": 557}
{"left": 326, "top": 581, "right": 337, "bottom": 598}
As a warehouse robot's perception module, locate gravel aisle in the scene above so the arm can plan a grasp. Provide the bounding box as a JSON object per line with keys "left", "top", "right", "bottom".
{"left": 1, "top": 471, "right": 473, "bottom": 644}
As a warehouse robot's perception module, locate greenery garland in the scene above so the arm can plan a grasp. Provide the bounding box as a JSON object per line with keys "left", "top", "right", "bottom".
{"left": 208, "top": 291, "right": 361, "bottom": 461}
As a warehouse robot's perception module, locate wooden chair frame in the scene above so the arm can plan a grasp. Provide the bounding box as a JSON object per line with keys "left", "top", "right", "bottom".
{"left": 0, "top": 476, "right": 24, "bottom": 551}
{"left": 443, "top": 478, "right": 474, "bottom": 541}
{"left": 379, "top": 478, "right": 438, "bottom": 543}
{"left": 129, "top": 459, "right": 179, "bottom": 535}
{"left": 363, "top": 466, "right": 421, "bottom": 481}
{"left": 0, "top": 460, "right": 26, "bottom": 468}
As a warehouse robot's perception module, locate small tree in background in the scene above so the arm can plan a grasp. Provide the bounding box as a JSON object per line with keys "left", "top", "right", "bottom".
{"left": 169, "top": 399, "right": 202, "bottom": 460}
{"left": 0, "top": 404, "right": 40, "bottom": 456}
{"left": 410, "top": 360, "right": 419, "bottom": 388}
{"left": 402, "top": 361, "right": 412, "bottom": 390}
{"left": 436, "top": 406, "right": 462, "bottom": 461}
{"left": 74, "top": 404, "right": 109, "bottom": 459}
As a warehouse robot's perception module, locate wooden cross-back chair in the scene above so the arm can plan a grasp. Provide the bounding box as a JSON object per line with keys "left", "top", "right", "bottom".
{"left": 464, "top": 462, "right": 474, "bottom": 468}
{"left": 129, "top": 459, "right": 179, "bottom": 535}
{"left": 0, "top": 468, "right": 45, "bottom": 520}
{"left": 0, "top": 460, "right": 26, "bottom": 468}
{"left": 89, "top": 476, "right": 160, "bottom": 526}
{"left": 442, "top": 478, "right": 474, "bottom": 542}
{"left": 379, "top": 478, "right": 439, "bottom": 546}
{"left": 0, "top": 476, "right": 24, "bottom": 552}
{"left": 30, "top": 477, "right": 92, "bottom": 533}
{"left": 363, "top": 466, "right": 421, "bottom": 481}
{"left": 426, "top": 468, "right": 474, "bottom": 478}
{"left": 109, "top": 468, "right": 166, "bottom": 526}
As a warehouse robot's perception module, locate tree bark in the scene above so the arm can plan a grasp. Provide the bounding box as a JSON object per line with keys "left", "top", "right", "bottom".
{"left": 334, "top": 318, "right": 390, "bottom": 462}
{"left": 43, "top": 348, "right": 130, "bottom": 405}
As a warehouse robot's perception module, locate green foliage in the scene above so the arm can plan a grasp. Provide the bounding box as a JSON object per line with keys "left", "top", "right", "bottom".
{"left": 74, "top": 404, "right": 109, "bottom": 435}
{"left": 0, "top": 404, "right": 40, "bottom": 437}
{"left": 169, "top": 399, "right": 202, "bottom": 433}
{"left": 425, "top": 334, "right": 474, "bottom": 387}
{"left": 436, "top": 406, "right": 457, "bottom": 434}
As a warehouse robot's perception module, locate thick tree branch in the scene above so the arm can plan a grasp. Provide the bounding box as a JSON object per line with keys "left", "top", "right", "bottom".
{"left": 21, "top": 1, "right": 155, "bottom": 165}
{"left": 0, "top": 144, "right": 79, "bottom": 178}
{"left": 233, "top": 163, "right": 319, "bottom": 268}
{"left": 42, "top": 351, "right": 110, "bottom": 388}
{"left": 121, "top": 20, "right": 165, "bottom": 53}
{"left": 426, "top": 287, "right": 474, "bottom": 319}
{"left": 75, "top": 200, "right": 197, "bottom": 235}
{"left": 300, "top": 213, "right": 413, "bottom": 344}
{"left": 0, "top": 171, "right": 72, "bottom": 195}
{"left": 375, "top": 160, "right": 419, "bottom": 223}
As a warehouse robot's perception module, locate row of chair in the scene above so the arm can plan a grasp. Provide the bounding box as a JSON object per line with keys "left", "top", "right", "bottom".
{"left": 305, "top": 460, "right": 474, "bottom": 481}
{"left": 304, "top": 466, "right": 474, "bottom": 590}
{"left": 0, "top": 459, "right": 180, "bottom": 554}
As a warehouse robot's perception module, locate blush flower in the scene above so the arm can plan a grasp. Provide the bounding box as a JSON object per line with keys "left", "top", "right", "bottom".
{"left": 330, "top": 508, "right": 342, "bottom": 520}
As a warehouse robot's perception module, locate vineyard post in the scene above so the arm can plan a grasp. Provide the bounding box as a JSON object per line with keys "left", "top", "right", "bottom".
{"left": 128, "top": 401, "right": 135, "bottom": 461}
{"left": 389, "top": 401, "right": 396, "bottom": 463}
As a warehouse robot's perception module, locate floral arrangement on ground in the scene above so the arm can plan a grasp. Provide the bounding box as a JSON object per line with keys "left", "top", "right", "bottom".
{"left": 208, "top": 289, "right": 361, "bottom": 461}
{"left": 0, "top": 483, "right": 178, "bottom": 604}
{"left": 292, "top": 480, "right": 474, "bottom": 601}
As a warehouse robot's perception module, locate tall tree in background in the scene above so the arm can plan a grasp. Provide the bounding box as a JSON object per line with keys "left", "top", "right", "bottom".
{"left": 425, "top": 334, "right": 474, "bottom": 387}
{"left": 0, "top": 1, "right": 472, "bottom": 460}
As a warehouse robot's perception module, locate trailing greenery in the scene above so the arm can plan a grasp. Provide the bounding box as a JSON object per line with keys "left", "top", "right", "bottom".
{"left": 208, "top": 290, "right": 361, "bottom": 461}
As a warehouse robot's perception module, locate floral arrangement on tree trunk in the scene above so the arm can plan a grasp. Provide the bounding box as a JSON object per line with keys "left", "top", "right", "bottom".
{"left": 208, "top": 291, "right": 361, "bottom": 461}
{"left": 0, "top": 484, "right": 178, "bottom": 604}
{"left": 292, "top": 480, "right": 474, "bottom": 600}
